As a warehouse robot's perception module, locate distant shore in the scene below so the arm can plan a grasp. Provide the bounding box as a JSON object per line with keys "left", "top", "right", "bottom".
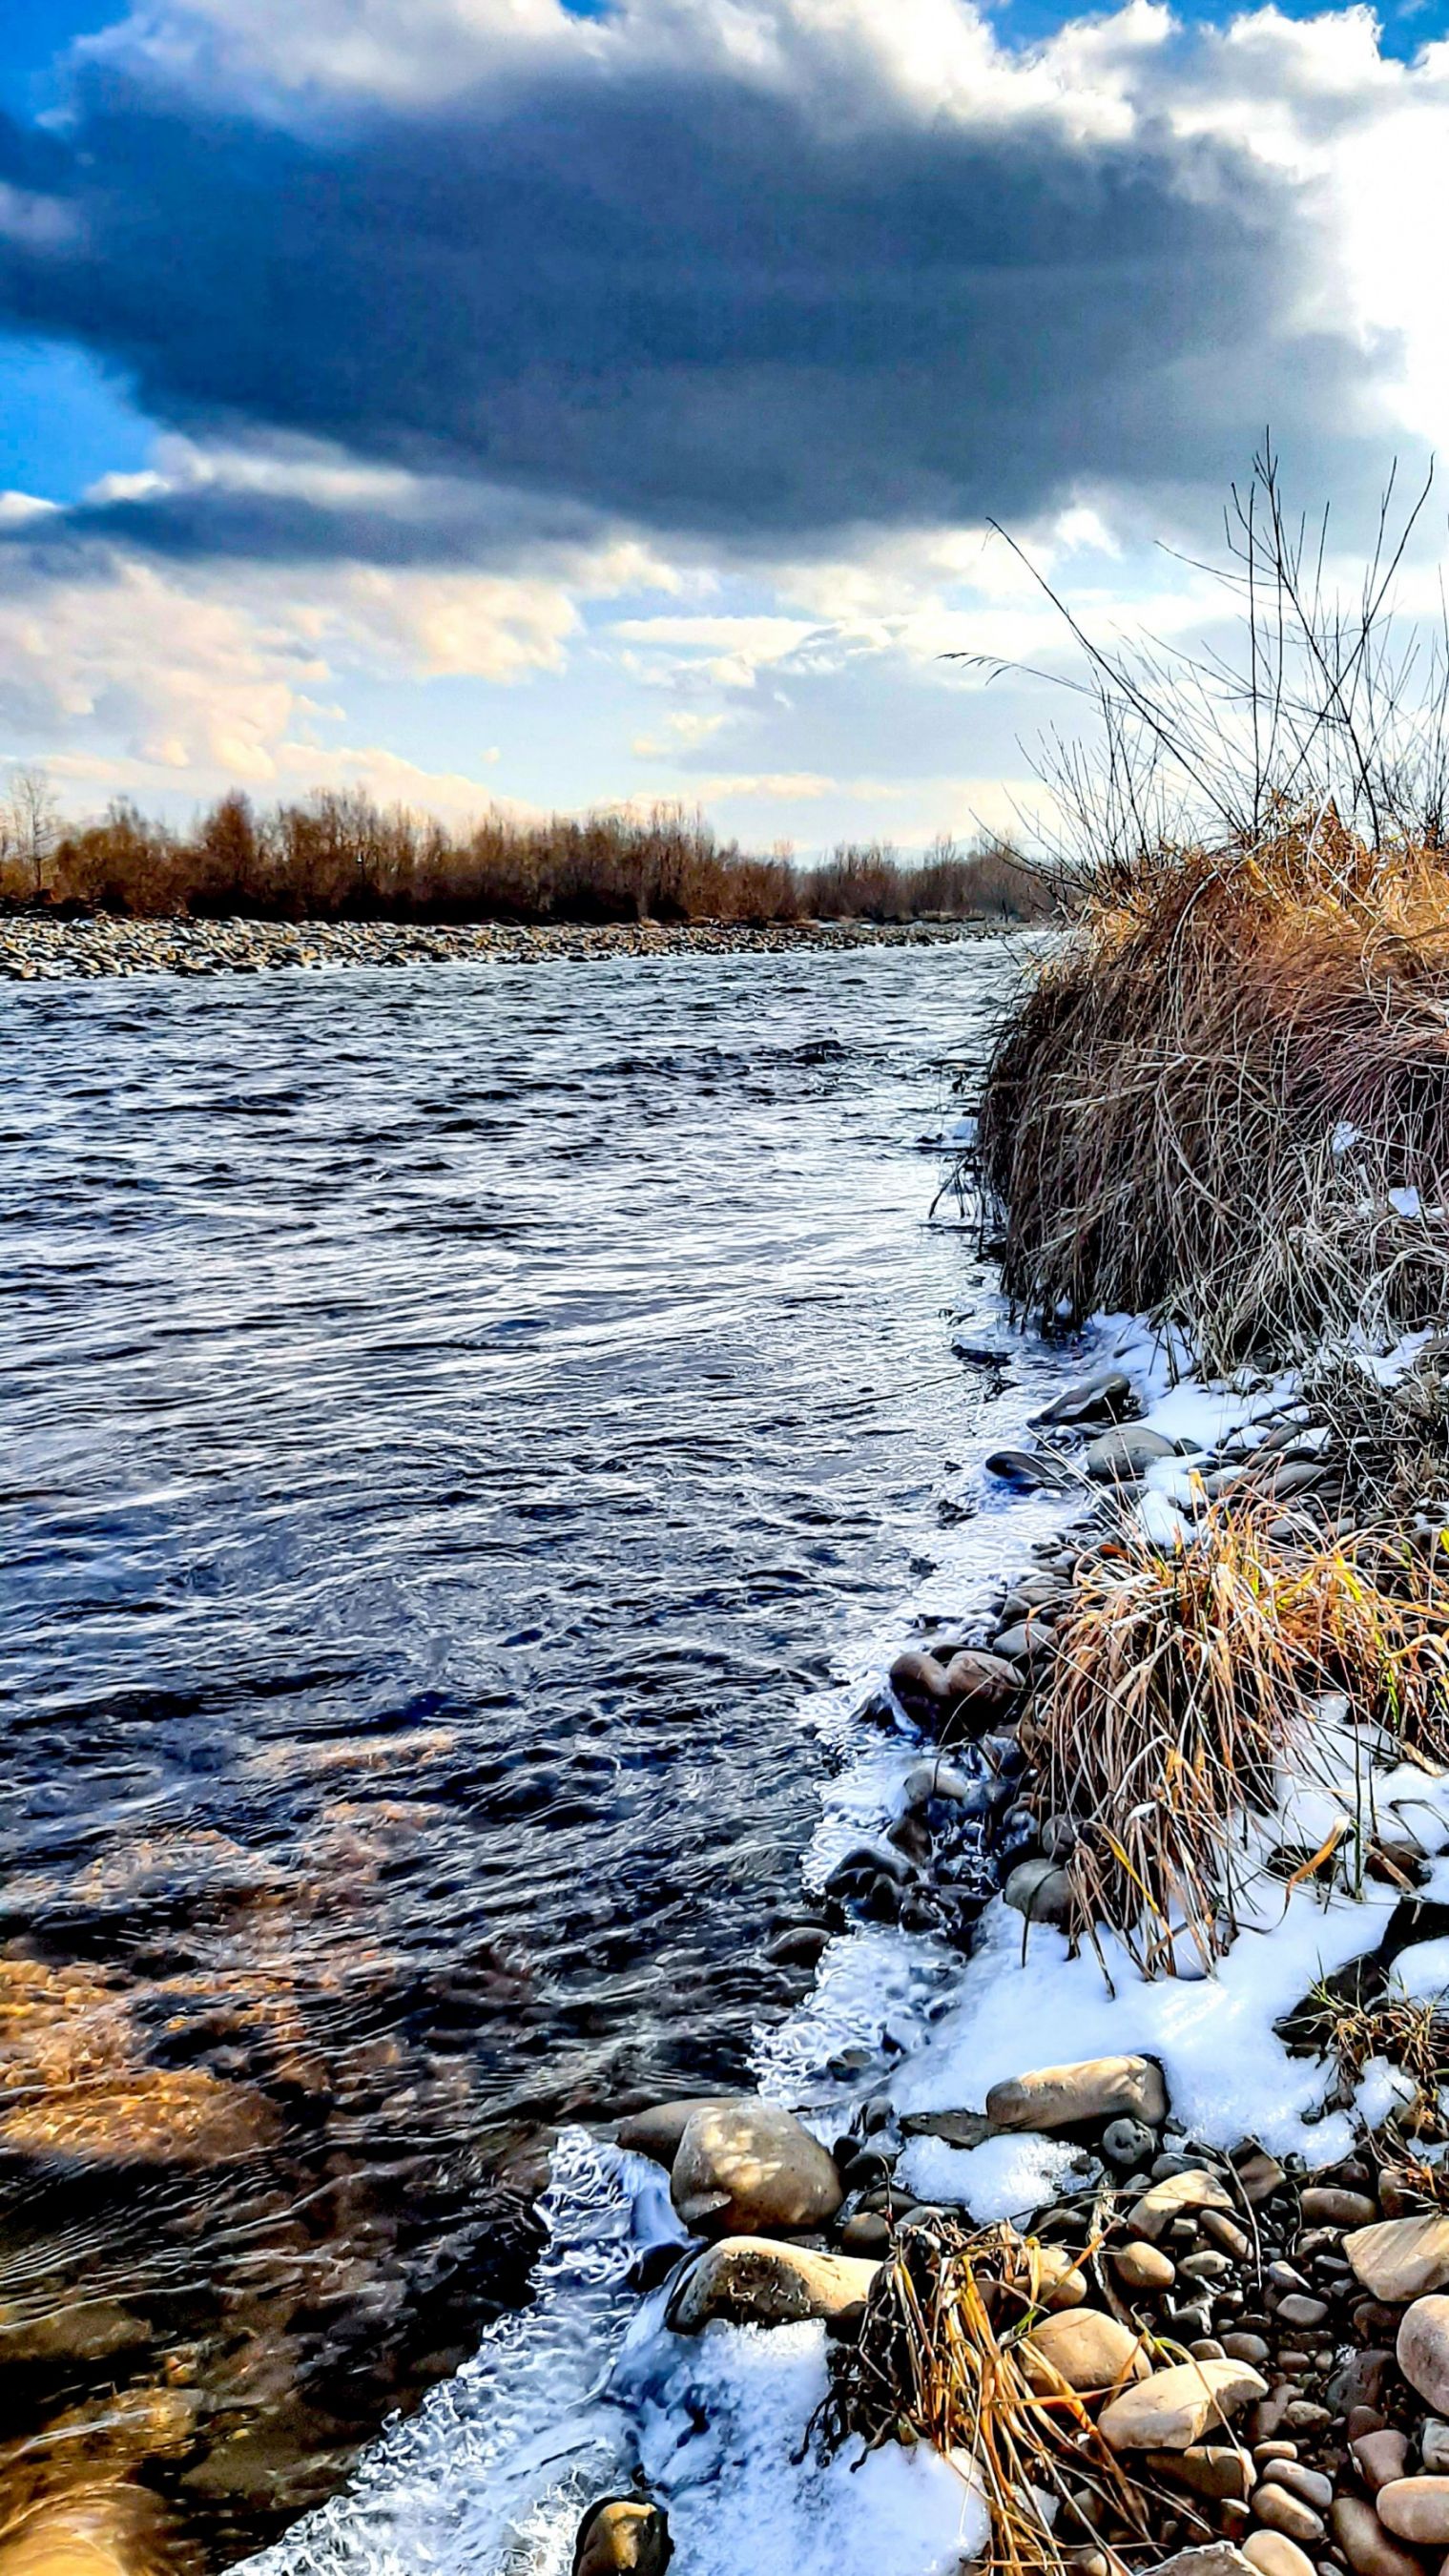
{"left": 0, "top": 912, "right": 1002, "bottom": 983}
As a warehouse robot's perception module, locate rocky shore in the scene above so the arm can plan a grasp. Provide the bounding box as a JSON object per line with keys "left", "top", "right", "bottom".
{"left": 563, "top": 1341, "right": 1449, "bottom": 2576}
{"left": 0, "top": 914, "right": 988, "bottom": 982}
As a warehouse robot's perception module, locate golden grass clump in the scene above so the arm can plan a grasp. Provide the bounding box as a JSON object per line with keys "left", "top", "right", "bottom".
{"left": 1037, "top": 1503, "right": 1449, "bottom": 1973}
{"left": 979, "top": 822, "right": 1449, "bottom": 1369}
{"left": 814, "top": 2215, "right": 1162, "bottom": 2576}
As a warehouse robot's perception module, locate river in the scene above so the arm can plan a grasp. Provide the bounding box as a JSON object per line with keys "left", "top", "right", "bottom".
{"left": 0, "top": 940, "right": 1061, "bottom": 2571}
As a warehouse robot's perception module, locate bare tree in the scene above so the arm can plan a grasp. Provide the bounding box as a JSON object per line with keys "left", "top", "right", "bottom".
{"left": 9, "top": 767, "right": 59, "bottom": 904}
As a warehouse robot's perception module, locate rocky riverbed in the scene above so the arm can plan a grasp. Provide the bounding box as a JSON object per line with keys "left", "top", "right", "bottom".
{"left": 0, "top": 915, "right": 987, "bottom": 980}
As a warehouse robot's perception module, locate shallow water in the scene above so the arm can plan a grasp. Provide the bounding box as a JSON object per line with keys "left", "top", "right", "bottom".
{"left": 0, "top": 943, "right": 1036, "bottom": 2566}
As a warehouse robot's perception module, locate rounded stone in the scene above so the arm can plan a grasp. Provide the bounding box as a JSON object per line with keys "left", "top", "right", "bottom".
{"left": 1376, "top": 2480, "right": 1449, "bottom": 2546}
{"left": 1397, "top": 2295, "right": 1449, "bottom": 2412}
{"left": 1103, "top": 2119, "right": 1157, "bottom": 2171}
{"left": 671, "top": 2102, "right": 843, "bottom": 2237}
{"left": 1330, "top": 2496, "right": 1423, "bottom": 2576}
{"left": 1113, "top": 2241, "right": 1176, "bottom": 2294}
{"left": 1020, "top": 2307, "right": 1144, "bottom": 2394}
{"left": 573, "top": 2499, "right": 673, "bottom": 2576}
{"left": 1242, "top": 2533, "right": 1315, "bottom": 2576}
{"left": 1249, "top": 2484, "right": 1324, "bottom": 2545}
{"left": 1351, "top": 2431, "right": 1409, "bottom": 2491}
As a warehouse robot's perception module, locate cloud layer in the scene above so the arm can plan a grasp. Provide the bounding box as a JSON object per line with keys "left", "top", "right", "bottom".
{"left": 0, "top": 0, "right": 1446, "bottom": 831}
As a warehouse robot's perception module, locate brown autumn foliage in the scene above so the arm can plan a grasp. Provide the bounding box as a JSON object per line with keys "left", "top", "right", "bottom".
{"left": 2, "top": 790, "right": 1054, "bottom": 929}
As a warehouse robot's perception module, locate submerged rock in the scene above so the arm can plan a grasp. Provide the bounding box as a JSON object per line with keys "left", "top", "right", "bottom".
{"left": 573, "top": 2499, "right": 673, "bottom": 2576}
{"left": 0, "top": 2486, "right": 176, "bottom": 2576}
{"left": 984, "top": 2054, "right": 1168, "bottom": 2133}
{"left": 667, "top": 2238, "right": 879, "bottom": 2334}
{"left": 670, "top": 2102, "right": 843, "bottom": 2236}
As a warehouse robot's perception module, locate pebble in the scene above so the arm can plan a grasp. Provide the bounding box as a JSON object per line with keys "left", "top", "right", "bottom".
{"left": 1346, "top": 2216, "right": 1449, "bottom": 2305}
{"left": 1242, "top": 2535, "right": 1314, "bottom": 2576}
{"left": 1259, "top": 2462, "right": 1333, "bottom": 2511}
{"left": 1273, "top": 2294, "right": 1329, "bottom": 2330}
{"left": 1114, "top": 2242, "right": 1176, "bottom": 2293}
{"left": 1021, "top": 2308, "right": 1144, "bottom": 2393}
{"left": 1422, "top": 2420, "right": 1449, "bottom": 2473}
{"left": 1376, "top": 2480, "right": 1449, "bottom": 2546}
{"left": 1351, "top": 2432, "right": 1410, "bottom": 2490}
{"left": 1330, "top": 2497, "right": 1423, "bottom": 2576}
{"left": 1300, "top": 2188, "right": 1377, "bottom": 2229}
{"left": 1099, "top": 2358, "right": 1267, "bottom": 2451}
{"left": 1249, "top": 2484, "right": 1324, "bottom": 2544}
{"left": 1224, "top": 2336, "right": 1273, "bottom": 2365}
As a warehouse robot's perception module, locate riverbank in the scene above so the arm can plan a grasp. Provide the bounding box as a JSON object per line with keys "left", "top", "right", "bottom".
{"left": 0, "top": 914, "right": 994, "bottom": 981}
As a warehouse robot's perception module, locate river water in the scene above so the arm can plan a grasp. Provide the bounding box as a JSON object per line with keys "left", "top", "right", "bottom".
{"left": 0, "top": 941, "right": 1047, "bottom": 2571}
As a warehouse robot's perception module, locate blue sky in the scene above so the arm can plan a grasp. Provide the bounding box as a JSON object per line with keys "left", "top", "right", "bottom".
{"left": 0, "top": 0, "right": 1445, "bottom": 845}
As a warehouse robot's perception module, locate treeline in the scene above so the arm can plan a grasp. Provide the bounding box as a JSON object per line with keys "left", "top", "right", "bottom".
{"left": 0, "top": 785, "right": 1054, "bottom": 926}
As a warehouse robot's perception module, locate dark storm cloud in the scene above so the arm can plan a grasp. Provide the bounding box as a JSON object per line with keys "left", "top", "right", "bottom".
{"left": 0, "top": 51, "right": 1375, "bottom": 552}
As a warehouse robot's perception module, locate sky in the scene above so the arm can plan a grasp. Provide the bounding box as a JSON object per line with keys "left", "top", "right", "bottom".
{"left": 1, "top": 0, "right": 1448, "bottom": 851}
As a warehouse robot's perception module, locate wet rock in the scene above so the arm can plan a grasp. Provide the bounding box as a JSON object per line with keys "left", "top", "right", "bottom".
{"left": 1132, "top": 2169, "right": 1236, "bottom": 2242}
{"left": 1330, "top": 2497, "right": 1423, "bottom": 2576}
{"left": 983, "top": 1448, "right": 1074, "bottom": 1493}
{"left": 938, "top": 1652, "right": 1023, "bottom": 1739}
{"left": 0, "top": 2487, "right": 176, "bottom": 2576}
{"left": 667, "top": 2237, "right": 880, "bottom": 2333}
{"left": 1375, "top": 2480, "right": 1449, "bottom": 2546}
{"left": 902, "top": 1760, "right": 976, "bottom": 1807}
{"left": 1397, "top": 2295, "right": 1449, "bottom": 2410}
{"left": 1032, "top": 1371, "right": 1135, "bottom": 1429}
{"left": 1242, "top": 2534, "right": 1315, "bottom": 2576}
{"left": 1021, "top": 2308, "right": 1143, "bottom": 2393}
{"left": 1099, "top": 2357, "right": 1267, "bottom": 2451}
{"left": 616, "top": 2099, "right": 739, "bottom": 2170}
{"left": 1114, "top": 2242, "right": 1176, "bottom": 2293}
{"left": 1345, "top": 2214, "right": 1449, "bottom": 2303}
{"left": 573, "top": 2499, "right": 673, "bottom": 2576}
{"left": 1083, "top": 1426, "right": 1178, "bottom": 1483}
{"left": 1003, "top": 1860, "right": 1072, "bottom": 1927}
{"left": 888, "top": 1651, "right": 954, "bottom": 1716}
{"left": 671, "top": 2102, "right": 843, "bottom": 2236}
{"left": 764, "top": 1924, "right": 830, "bottom": 1969}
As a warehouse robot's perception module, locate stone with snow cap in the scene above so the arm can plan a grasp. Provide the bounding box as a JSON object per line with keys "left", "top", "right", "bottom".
{"left": 984, "top": 2055, "right": 1168, "bottom": 2133}
{"left": 1344, "top": 2213, "right": 1449, "bottom": 2303}
{"left": 670, "top": 2101, "right": 843, "bottom": 2236}
{"left": 1098, "top": 2356, "right": 1267, "bottom": 2451}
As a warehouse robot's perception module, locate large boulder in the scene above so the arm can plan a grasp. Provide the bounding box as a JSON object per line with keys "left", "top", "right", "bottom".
{"left": 1345, "top": 2215, "right": 1449, "bottom": 2304}
{"left": 667, "top": 2238, "right": 880, "bottom": 2334}
{"left": 985, "top": 2055, "right": 1168, "bottom": 2133}
{"left": 1099, "top": 2358, "right": 1266, "bottom": 2452}
{"left": 670, "top": 2102, "right": 843, "bottom": 2237}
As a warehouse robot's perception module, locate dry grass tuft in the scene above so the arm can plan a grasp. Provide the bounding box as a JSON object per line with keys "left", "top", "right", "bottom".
{"left": 1038, "top": 1504, "right": 1449, "bottom": 1972}
{"left": 814, "top": 2215, "right": 1163, "bottom": 2576}
{"left": 979, "top": 824, "right": 1449, "bottom": 1369}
